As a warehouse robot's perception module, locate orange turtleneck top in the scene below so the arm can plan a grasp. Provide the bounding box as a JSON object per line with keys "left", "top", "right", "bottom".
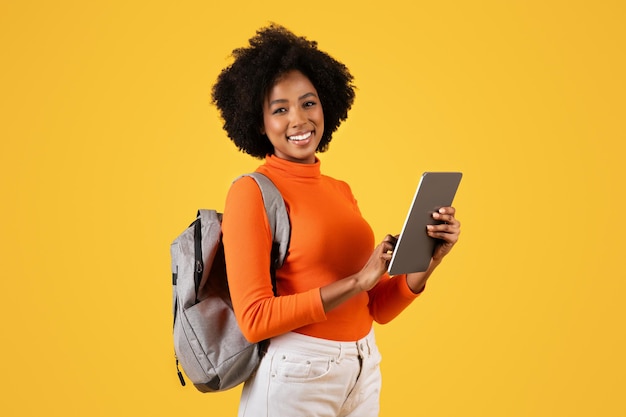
{"left": 222, "top": 155, "right": 420, "bottom": 343}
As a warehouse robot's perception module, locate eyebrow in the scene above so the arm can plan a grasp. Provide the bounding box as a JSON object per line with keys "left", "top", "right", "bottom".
{"left": 269, "top": 92, "right": 318, "bottom": 107}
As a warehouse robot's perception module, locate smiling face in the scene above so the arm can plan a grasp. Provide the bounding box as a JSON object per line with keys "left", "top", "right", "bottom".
{"left": 261, "top": 70, "right": 324, "bottom": 164}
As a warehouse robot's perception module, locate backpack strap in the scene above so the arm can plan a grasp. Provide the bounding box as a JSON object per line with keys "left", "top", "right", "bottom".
{"left": 237, "top": 172, "right": 291, "bottom": 269}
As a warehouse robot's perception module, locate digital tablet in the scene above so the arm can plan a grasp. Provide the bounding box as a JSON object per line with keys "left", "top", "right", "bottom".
{"left": 388, "top": 172, "right": 462, "bottom": 275}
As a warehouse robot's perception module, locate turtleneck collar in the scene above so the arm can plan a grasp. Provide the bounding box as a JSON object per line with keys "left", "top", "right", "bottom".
{"left": 264, "top": 154, "right": 322, "bottom": 179}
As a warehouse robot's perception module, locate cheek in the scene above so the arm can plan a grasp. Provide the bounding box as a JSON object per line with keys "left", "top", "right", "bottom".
{"left": 263, "top": 118, "right": 286, "bottom": 140}
{"left": 313, "top": 107, "right": 324, "bottom": 127}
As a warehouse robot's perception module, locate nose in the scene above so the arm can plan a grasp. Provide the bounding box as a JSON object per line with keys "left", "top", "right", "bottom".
{"left": 290, "top": 107, "right": 307, "bottom": 127}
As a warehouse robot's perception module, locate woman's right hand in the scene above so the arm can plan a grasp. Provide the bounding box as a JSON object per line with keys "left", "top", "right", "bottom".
{"left": 320, "top": 234, "right": 397, "bottom": 312}
{"left": 355, "top": 234, "right": 397, "bottom": 291}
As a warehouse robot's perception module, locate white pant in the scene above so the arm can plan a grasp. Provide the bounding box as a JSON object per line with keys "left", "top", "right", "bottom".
{"left": 238, "top": 328, "right": 382, "bottom": 417}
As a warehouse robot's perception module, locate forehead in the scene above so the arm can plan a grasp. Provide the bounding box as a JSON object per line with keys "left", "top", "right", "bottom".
{"left": 266, "top": 70, "right": 317, "bottom": 100}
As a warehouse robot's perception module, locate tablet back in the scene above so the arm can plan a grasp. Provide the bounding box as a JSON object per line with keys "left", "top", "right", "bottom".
{"left": 388, "top": 172, "right": 462, "bottom": 275}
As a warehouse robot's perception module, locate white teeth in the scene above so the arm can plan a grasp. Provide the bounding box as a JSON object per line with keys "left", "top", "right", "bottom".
{"left": 288, "top": 132, "right": 312, "bottom": 141}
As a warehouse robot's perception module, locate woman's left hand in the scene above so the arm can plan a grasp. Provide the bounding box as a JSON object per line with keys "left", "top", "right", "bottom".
{"left": 404, "top": 206, "right": 461, "bottom": 294}
{"left": 427, "top": 206, "right": 461, "bottom": 262}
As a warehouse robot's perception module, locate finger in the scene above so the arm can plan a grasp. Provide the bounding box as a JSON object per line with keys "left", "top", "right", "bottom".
{"left": 427, "top": 224, "right": 460, "bottom": 239}
{"left": 429, "top": 222, "right": 461, "bottom": 234}
{"left": 383, "top": 234, "right": 398, "bottom": 245}
{"left": 428, "top": 219, "right": 458, "bottom": 231}
{"left": 427, "top": 231, "right": 458, "bottom": 244}
{"left": 433, "top": 212, "right": 460, "bottom": 226}
{"left": 437, "top": 206, "right": 456, "bottom": 216}
{"left": 381, "top": 241, "right": 395, "bottom": 254}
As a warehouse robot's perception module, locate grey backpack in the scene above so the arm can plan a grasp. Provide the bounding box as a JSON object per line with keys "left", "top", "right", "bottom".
{"left": 171, "top": 173, "right": 290, "bottom": 392}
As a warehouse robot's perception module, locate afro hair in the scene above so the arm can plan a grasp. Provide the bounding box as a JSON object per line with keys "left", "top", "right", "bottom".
{"left": 211, "top": 24, "right": 356, "bottom": 159}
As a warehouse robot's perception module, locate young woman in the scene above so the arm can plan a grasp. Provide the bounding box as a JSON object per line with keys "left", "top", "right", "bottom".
{"left": 212, "top": 24, "right": 461, "bottom": 417}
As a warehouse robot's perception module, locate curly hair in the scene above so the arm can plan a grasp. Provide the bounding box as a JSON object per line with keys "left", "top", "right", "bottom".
{"left": 211, "top": 24, "right": 356, "bottom": 159}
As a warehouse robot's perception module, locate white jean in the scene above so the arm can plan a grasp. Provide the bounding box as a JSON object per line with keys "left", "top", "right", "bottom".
{"left": 238, "top": 328, "right": 382, "bottom": 417}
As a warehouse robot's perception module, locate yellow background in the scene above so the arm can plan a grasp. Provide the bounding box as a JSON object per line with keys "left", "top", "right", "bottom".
{"left": 1, "top": 1, "right": 624, "bottom": 416}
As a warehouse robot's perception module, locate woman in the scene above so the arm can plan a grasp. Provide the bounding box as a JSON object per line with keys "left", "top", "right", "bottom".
{"left": 212, "top": 24, "right": 460, "bottom": 417}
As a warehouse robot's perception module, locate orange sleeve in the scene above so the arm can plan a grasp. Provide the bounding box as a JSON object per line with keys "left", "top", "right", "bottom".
{"left": 367, "top": 273, "right": 422, "bottom": 324}
{"left": 222, "top": 176, "right": 327, "bottom": 343}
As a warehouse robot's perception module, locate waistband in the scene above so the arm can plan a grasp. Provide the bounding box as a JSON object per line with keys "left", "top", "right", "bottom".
{"left": 268, "top": 327, "right": 377, "bottom": 361}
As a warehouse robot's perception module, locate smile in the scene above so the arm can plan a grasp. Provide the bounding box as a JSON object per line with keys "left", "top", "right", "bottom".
{"left": 288, "top": 131, "right": 312, "bottom": 141}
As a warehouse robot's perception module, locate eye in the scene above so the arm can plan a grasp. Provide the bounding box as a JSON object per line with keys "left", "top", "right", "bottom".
{"left": 303, "top": 100, "right": 317, "bottom": 108}
{"left": 271, "top": 107, "right": 287, "bottom": 115}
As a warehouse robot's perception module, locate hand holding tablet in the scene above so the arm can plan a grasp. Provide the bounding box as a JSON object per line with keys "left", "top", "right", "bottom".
{"left": 387, "top": 172, "right": 463, "bottom": 275}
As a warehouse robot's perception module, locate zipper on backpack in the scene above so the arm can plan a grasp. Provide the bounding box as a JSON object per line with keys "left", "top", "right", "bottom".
{"left": 176, "top": 357, "right": 186, "bottom": 386}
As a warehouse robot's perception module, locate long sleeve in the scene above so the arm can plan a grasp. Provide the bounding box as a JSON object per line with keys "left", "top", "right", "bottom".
{"left": 367, "top": 273, "right": 421, "bottom": 324}
{"left": 222, "top": 176, "right": 326, "bottom": 343}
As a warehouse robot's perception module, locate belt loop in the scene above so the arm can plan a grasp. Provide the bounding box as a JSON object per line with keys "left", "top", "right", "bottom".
{"left": 336, "top": 343, "right": 343, "bottom": 364}
{"left": 356, "top": 339, "right": 366, "bottom": 359}
{"left": 360, "top": 332, "right": 371, "bottom": 357}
